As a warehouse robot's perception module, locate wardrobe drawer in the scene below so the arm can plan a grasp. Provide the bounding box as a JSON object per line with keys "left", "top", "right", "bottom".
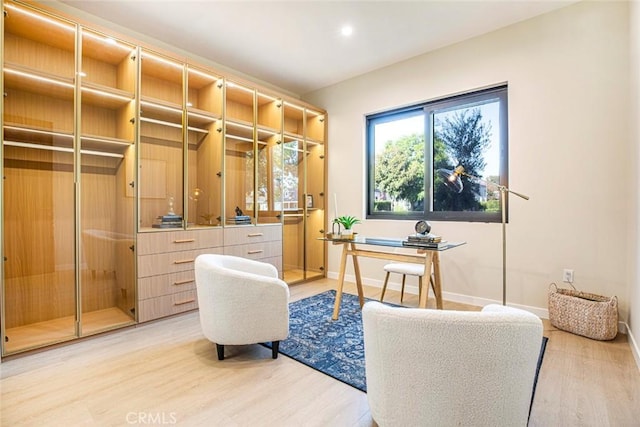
{"left": 137, "top": 248, "right": 222, "bottom": 278}
{"left": 137, "top": 290, "right": 198, "bottom": 323}
{"left": 137, "top": 228, "right": 223, "bottom": 255}
{"left": 223, "top": 224, "right": 282, "bottom": 246}
{"left": 223, "top": 240, "right": 282, "bottom": 260}
{"left": 138, "top": 270, "right": 196, "bottom": 300}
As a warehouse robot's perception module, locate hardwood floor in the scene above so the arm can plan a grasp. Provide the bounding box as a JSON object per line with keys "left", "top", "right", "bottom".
{"left": 1, "top": 278, "right": 639, "bottom": 426}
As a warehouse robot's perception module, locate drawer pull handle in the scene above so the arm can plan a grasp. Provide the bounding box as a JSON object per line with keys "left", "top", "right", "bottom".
{"left": 247, "top": 233, "right": 264, "bottom": 237}
{"left": 173, "top": 279, "right": 194, "bottom": 285}
{"left": 174, "top": 239, "right": 195, "bottom": 243}
{"left": 174, "top": 299, "right": 195, "bottom": 306}
{"left": 174, "top": 259, "right": 194, "bottom": 264}
{"left": 247, "top": 250, "right": 264, "bottom": 254}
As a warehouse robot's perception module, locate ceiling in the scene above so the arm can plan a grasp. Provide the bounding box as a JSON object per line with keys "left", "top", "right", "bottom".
{"left": 55, "top": 0, "right": 578, "bottom": 96}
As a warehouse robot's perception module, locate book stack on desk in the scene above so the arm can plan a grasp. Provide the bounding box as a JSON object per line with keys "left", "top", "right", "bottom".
{"left": 402, "top": 233, "right": 448, "bottom": 249}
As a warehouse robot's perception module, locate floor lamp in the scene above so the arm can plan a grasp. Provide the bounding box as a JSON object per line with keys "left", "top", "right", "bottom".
{"left": 439, "top": 166, "right": 529, "bottom": 305}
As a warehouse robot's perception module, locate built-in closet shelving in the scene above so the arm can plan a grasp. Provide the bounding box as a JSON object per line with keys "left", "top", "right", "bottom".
{"left": 0, "top": 0, "right": 327, "bottom": 357}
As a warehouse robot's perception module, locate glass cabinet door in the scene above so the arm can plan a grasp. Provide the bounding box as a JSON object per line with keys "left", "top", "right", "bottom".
{"left": 281, "top": 103, "right": 326, "bottom": 283}
{"left": 224, "top": 81, "right": 255, "bottom": 226}
{"left": 2, "top": 3, "right": 77, "bottom": 354}
{"left": 304, "top": 110, "right": 326, "bottom": 280}
{"left": 186, "top": 66, "right": 223, "bottom": 228}
{"left": 281, "top": 102, "right": 305, "bottom": 282}
{"left": 138, "top": 49, "right": 184, "bottom": 231}
{"left": 79, "top": 28, "right": 137, "bottom": 334}
{"left": 256, "top": 92, "right": 283, "bottom": 225}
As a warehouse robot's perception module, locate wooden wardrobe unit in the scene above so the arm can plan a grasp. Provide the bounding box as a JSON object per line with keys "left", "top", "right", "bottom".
{"left": 0, "top": 0, "right": 327, "bottom": 357}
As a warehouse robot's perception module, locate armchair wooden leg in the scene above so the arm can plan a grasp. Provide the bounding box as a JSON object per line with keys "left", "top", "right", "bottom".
{"left": 272, "top": 341, "right": 280, "bottom": 359}
{"left": 380, "top": 272, "right": 391, "bottom": 301}
{"left": 418, "top": 276, "right": 423, "bottom": 303}
{"left": 216, "top": 343, "right": 224, "bottom": 361}
{"left": 400, "top": 275, "right": 407, "bottom": 303}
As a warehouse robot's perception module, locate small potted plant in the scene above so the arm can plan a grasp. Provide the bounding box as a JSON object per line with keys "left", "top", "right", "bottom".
{"left": 333, "top": 215, "right": 361, "bottom": 237}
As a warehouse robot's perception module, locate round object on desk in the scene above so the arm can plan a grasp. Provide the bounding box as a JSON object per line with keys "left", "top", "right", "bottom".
{"left": 415, "top": 220, "right": 431, "bottom": 235}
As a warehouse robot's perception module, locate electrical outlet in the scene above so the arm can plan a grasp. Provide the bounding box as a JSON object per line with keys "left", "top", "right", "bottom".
{"left": 563, "top": 269, "right": 574, "bottom": 283}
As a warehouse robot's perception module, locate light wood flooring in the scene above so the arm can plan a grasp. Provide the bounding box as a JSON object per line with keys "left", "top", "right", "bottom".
{"left": 1, "top": 278, "right": 639, "bottom": 426}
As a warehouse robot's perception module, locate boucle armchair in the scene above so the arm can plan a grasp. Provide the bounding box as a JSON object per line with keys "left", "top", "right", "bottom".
{"left": 362, "top": 301, "right": 543, "bottom": 427}
{"left": 194, "top": 254, "right": 289, "bottom": 360}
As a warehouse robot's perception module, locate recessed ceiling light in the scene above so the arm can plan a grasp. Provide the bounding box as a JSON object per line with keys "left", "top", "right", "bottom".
{"left": 341, "top": 25, "right": 353, "bottom": 37}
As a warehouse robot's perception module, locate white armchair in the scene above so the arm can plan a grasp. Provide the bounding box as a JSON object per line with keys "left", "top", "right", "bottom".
{"left": 362, "top": 301, "right": 543, "bottom": 427}
{"left": 194, "top": 254, "right": 290, "bottom": 360}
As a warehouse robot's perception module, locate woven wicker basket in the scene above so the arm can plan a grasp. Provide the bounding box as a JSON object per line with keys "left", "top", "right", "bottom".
{"left": 548, "top": 283, "right": 618, "bottom": 340}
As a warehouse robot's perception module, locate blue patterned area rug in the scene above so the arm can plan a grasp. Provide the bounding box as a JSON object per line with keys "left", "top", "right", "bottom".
{"left": 264, "top": 290, "right": 548, "bottom": 398}
{"left": 263, "top": 290, "right": 369, "bottom": 391}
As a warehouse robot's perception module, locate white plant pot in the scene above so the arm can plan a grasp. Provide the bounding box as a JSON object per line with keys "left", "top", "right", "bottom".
{"left": 341, "top": 229, "right": 353, "bottom": 237}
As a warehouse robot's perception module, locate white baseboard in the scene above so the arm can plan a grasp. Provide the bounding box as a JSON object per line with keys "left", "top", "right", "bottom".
{"left": 327, "top": 271, "right": 549, "bottom": 316}
{"left": 327, "top": 271, "right": 632, "bottom": 336}
{"left": 627, "top": 324, "right": 640, "bottom": 372}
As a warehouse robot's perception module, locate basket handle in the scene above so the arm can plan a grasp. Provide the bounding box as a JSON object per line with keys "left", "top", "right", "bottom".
{"left": 549, "top": 282, "right": 558, "bottom": 293}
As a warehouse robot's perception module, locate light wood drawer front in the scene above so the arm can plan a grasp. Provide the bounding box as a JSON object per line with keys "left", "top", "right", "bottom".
{"left": 223, "top": 224, "right": 282, "bottom": 246}
{"left": 138, "top": 248, "right": 222, "bottom": 278}
{"left": 138, "top": 290, "right": 198, "bottom": 323}
{"left": 138, "top": 271, "right": 196, "bottom": 300}
{"left": 223, "top": 241, "right": 282, "bottom": 260}
{"left": 137, "top": 228, "right": 223, "bottom": 255}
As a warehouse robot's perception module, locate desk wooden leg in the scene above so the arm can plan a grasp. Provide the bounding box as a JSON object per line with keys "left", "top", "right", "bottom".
{"left": 332, "top": 243, "right": 349, "bottom": 320}
{"left": 432, "top": 252, "right": 443, "bottom": 309}
{"left": 419, "top": 252, "right": 434, "bottom": 309}
{"left": 350, "top": 243, "right": 365, "bottom": 308}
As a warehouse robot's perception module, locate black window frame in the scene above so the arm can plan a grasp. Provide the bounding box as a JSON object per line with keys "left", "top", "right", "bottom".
{"left": 366, "top": 85, "right": 508, "bottom": 223}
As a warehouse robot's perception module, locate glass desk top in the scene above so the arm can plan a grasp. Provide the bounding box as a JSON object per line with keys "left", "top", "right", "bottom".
{"left": 320, "top": 235, "right": 466, "bottom": 251}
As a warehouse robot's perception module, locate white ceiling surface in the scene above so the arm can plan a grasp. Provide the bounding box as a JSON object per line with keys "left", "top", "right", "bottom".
{"left": 57, "top": 0, "right": 578, "bottom": 96}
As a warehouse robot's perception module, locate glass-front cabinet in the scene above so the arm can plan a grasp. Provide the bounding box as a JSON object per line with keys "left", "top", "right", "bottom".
{"left": 1, "top": 1, "right": 136, "bottom": 356}
{"left": 281, "top": 103, "right": 326, "bottom": 283}
{"left": 304, "top": 109, "right": 326, "bottom": 281}
{"left": 256, "top": 92, "right": 283, "bottom": 225}
{"left": 79, "top": 28, "right": 137, "bottom": 333}
{"left": 1, "top": 0, "right": 326, "bottom": 356}
{"left": 186, "top": 66, "right": 223, "bottom": 228}
{"left": 138, "top": 49, "right": 184, "bottom": 230}
{"left": 224, "top": 81, "right": 256, "bottom": 225}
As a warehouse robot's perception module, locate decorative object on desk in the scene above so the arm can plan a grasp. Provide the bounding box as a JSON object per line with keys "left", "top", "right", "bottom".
{"left": 262, "top": 290, "right": 548, "bottom": 399}
{"left": 306, "top": 194, "right": 314, "bottom": 209}
{"left": 152, "top": 214, "right": 183, "bottom": 228}
{"left": 235, "top": 206, "right": 244, "bottom": 216}
{"left": 439, "top": 165, "right": 529, "bottom": 305}
{"left": 414, "top": 220, "right": 431, "bottom": 235}
{"left": 548, "top": 283, "right": 618, "bottom": 340}
{"left": 333, "top": 215, "right": 360, "bottom": 237}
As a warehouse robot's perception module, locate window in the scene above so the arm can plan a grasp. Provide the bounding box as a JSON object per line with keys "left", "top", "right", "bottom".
{"left": 366, "top": 85, "right": 508, "bottom": 222}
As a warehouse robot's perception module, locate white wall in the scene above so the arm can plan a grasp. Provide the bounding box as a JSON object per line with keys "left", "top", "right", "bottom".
{"left": 629, "top": 0, "right": 640, "bottom": 366}
{"left": 304, "top": 1, "right": 633, "bottom": 322}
